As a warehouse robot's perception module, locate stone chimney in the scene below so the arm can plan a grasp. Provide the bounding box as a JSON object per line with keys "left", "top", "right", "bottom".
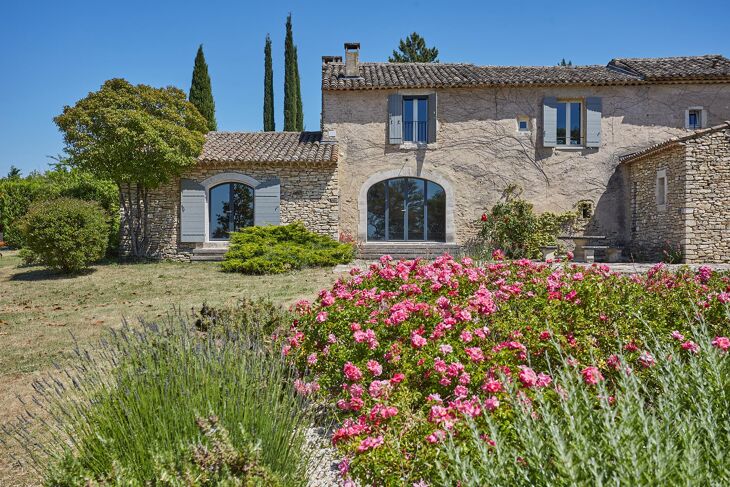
{"left": 344, "top": 42, "right": 360, "bottom": 77}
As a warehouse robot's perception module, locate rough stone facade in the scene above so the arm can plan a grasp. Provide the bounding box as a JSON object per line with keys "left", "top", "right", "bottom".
{"left": 322, "top": 84, "right": 730, "bottom": 248}
{"left": 121, "top": 162, "right": 338, "bottom": 260}
{"left": 625, "top": 125, "right": 730, "bottom": 263}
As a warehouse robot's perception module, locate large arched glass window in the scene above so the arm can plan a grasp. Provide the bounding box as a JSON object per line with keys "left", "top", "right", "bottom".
{"left": 209, "top": 182, "right": 254, "bottom": 240}
{"left": 367, "top": 178, "right": 445, "bottom": 242}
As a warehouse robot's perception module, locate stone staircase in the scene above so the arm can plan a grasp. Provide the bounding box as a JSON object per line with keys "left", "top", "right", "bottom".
{"left": 358, "top": 242, "right": 461, "bottom": 261}
{"left": 190, "top": 245, "right": 228, "bottom": 262}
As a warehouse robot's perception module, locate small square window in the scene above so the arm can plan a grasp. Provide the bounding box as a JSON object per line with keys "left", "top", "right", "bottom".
{"left": 517, "top": 116, "right": 529, "bottom": 132}
{"left": 686, "top": 107, "right": 704, "bottom": 130}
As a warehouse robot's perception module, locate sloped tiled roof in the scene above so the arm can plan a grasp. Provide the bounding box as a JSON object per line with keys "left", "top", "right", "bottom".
{"left": 199, "top": 131, "right": 337, "bottom": 165}
{"left": 322, "top": 55, "right": 730, "bottom": 91}
{"left": 619, "top": 121, "right": 730, "bottom": 164}
{"left": 608, "top": 55, "right": 730, "bottom": 81}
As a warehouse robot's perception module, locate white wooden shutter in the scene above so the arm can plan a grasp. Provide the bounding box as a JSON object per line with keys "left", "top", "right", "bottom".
{"left": 543, "top": 97, "right": 558, "bottom": 147}
{"left": 388, "top": 94, "right": 403, "bottom": 144}
{"left": 585, "top": 97, "right": 602, "bottom": 148}
{"left": 701, "top": 109, "right": 708, "bottom": 129}
{"left": 180, "top": 179, "right": 205, "bottom": 242}
{"left": 254, "top": 178, "right": 280, "bottom": 226}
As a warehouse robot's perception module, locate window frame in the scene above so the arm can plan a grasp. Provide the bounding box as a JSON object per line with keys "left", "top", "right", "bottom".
{"left": 556, "top": 99, "right": 584, "bottom": 147}
{"left": 686, "top": 106, "right": 704, "bottom": 130}
{"left": 517, "top": 115, "right": 530, "bottom": 133}
{"left": 208, "top": 181, "right": 255, "bottom": 241}
{"left": 655, "top": 168, "right": 668, "bottom": 211}
{"left": 402, "top": 95, "right": 429, "bottom": 144}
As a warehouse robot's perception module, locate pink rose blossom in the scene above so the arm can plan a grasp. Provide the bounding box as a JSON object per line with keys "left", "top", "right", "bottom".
{"left": 484, "top": 396, "right": 500, "bottom": 411}
{"left": 581, "top": 366, "right": 604, "bottom": 385}
{"left": 638, "top": 351, "right": 656, "bottom": 368}
{"left": 357, "top": 435, "right": 384, "bottom": 453}
{"left": 439, "top": 344, "right": 453, "bottom": 354}
{"left": 367, "top": 359, "right": 383, "bottom": 376}
{"left": 518, "top": 366, "right": 538, "bottom": 388}
{"left": 316, "top": 311, "right": 328, "bottom": 323}
{"left": 343, "top": 362, "right": 363, "bottom": 382}
{"left": 307, "top": 353, "right": 318, "bottom": 365}
{"left": 670, "top": 330, "right": 685, "bottom": 341}
{"left": 411, "top": 332, "right": 427, "bottom": 349}
{"left": 681, "top": 341, "right": 700, "bottom": 354}
{"left": 712, "top": 336, "right": 730, "bottom": 351}
{"left": 482, "top": 378, "right": 502, "bottom": 393}
{"left": 536, "top": 372, "right": 552, "bottom": 388}
{"left": 426, "top": 429, "right": 446, "bottom": 444}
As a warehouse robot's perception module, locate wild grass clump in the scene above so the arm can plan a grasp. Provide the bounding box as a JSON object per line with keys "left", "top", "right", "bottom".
{"left": 437, "top": 328, "right": 730, "bottom": 486}
{"left": 221, "top": 222, "right": 353, "bottom": 274}
{"left": 7, "top": 310, "right": 315, "bottom": 485}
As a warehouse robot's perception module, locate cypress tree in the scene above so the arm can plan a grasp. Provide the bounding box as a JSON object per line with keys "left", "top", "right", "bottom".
{"left": 263, "top": 34, "right": 275, "bottom": 131}
{"left": 294, "top": 46, "right": 303, "bottom": 131}
{"left": 283, "top": 14, "right": 298, "bottom": 131}
{"left": 189, "top": 44, "right": 217, "bottom": 131}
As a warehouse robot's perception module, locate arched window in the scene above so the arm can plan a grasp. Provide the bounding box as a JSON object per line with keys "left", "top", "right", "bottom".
{"left": 209, "top": 182, "right": 254, "bottom": 240}
{"left": 367, "top": 178, "right": 446, "bottom": 242}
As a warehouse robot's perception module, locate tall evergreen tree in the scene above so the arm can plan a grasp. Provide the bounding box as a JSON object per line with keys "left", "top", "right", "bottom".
{"left": 389, "top": 33, "right": 439, "bottom": 63}
{"left": 283, "top": 14, "right": 299, "bottom": 131}
{"left": 294, "top": 46, "right": 303, "bottom": 131}
{"left": 263, "top": 35, "right": 275, "bottom": 131}
{"left": 558, "top": 58, "right": 573, "bottom": 66}
{"left": 189, "top": 45, "right": 217, "bottom": 131}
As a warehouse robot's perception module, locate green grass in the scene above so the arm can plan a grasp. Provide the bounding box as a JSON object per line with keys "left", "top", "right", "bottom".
{"left": 0, "top": 249, "right": 340, "bottom": 485}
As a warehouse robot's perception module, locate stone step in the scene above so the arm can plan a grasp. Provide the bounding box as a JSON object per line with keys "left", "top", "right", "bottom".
{"left": 190, "top": 246, "right": 229, "bottom": 262}
{"left": 358, "top": 243, "right": 461, "bottom": 260}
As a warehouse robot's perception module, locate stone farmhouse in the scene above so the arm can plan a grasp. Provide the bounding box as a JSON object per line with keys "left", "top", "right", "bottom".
{"left": 130, "top": 44, "right": 730, "bottom": 263}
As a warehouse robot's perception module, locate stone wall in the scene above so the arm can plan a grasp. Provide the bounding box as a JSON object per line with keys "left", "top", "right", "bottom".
{"left": 626, "top": 145, "right": 687, "bottom": 261}
{"left": 322, "top": 83, "right": 730, "bottom": 247}
{"left": 683, "top": 130, "right": 730, "bottom": 262}
{"left": 120, "top": 162, "right": 339, "bottom": 260}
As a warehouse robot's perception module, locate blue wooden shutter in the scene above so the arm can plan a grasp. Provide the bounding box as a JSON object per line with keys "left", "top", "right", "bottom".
{"left": 180, "top": 179, "right": 205, "bottom": 242}
{"left": 585, "top": 97, "right": 602, "bottom": 148}
{"left": 542, "top": 97, "right": 558, "bottom": 147}
{"left": 388, "top": 94, "right": 403, "bottom": 144}
{"left": 427, "top": 93, "right": 437, "bottom": 143}
{"left": 254, "top": 178, "right": 280, "bottom": 226}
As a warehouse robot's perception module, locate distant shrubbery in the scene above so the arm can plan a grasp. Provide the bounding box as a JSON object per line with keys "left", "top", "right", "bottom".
{"left": 10, "top": 307, "right": 315, "bottom": 485}
{"left": 477, "top": 185, "right": 576, "bottom": 259}
{"left": 19, "top": 197, "right": 109, "bottom": 273}
{"left": 0, "top": 167, "right": 119, "bottom": 252}
{"left": 221, "top": 222, "right": 354, "bottom": 274}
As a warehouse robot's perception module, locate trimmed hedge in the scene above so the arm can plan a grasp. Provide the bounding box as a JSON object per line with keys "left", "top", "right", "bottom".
{"left": 19, "top": 197, "right": 109, "bottom": 273}
{"left": 0, "top": 168, "right": 118, "bottom": 252}
{"left": 221, "top": 223, "right": 354, "bottom": 274}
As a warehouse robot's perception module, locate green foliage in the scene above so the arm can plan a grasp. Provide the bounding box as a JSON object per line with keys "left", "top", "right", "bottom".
{"left": 263, "top": 34, "right": 275, "bottom": 132}
{"left": 19, "top": 197, "right": 109, "bottom": 273}
{"left": 189, "top": 44, "right": 217, "bottom": 131}
{"left": 19, "top": 312, "right": 313, "bottom": 485}
{"left": 0, "top": 167, "right": 118, "bottom": 250}
{"left": 478, "top": 186, "right": 576, "bottom": 259}
{"left": 283, "top": 14, "right": 302, "bottom": 131}
{"left": 54, "top": 78, "right": 207, "bottom": 257}
{"left": 48, "top": 415, "right": 283, "bottom": 486}
{"left": 438, "top": 329, "right": 730, "bottom": 486}
{"left": 221, "top": 223, "right": 353, "bottom": 274}
{"left": 389, "top": 32, "right": 439, "bottom": 63}
{"left": 6, "top": 165, "right": 21, "bottom": 179}
{"left": 558, "top": 58, "right": 573, "bottom": 66}
{"left": 194, "top": 298, "right": 292, "bottom": 338}
{"left": 662, "top": 240, "right": 683, "bottom": 264}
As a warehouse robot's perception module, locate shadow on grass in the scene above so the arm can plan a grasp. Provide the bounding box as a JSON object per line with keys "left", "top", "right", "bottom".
{"left": 9, "top": 267, "right": 98, "bottom": 281}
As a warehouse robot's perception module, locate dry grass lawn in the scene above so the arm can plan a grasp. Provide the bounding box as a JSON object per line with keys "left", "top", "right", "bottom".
{"left": 0, "top": 249, "right": 340, "bottom": 485}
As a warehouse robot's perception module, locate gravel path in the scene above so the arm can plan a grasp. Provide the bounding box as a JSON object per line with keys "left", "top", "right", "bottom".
{"left": 306, "top": 427, "right": 343, "bottom": 487}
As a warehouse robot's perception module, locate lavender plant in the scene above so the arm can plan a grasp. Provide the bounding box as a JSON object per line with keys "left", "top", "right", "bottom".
{"left": 437, "top": 327, "right": 730, "bottom": 486}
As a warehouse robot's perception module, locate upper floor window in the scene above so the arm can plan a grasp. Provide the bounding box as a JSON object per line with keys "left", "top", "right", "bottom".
{"left": 685, "top": 107, "right": 705, "bottom": 130}
{"left": 557, "top": 101, "right": 582, "bottom": 146}
{"left": 403, "top": 96, "right": 429, "bottom": 143}
{"left": 517, "top": 115, "right": 530, "bottom": 133}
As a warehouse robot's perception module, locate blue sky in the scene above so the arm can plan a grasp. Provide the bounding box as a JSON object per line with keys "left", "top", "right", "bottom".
{"left": 1, "top": 0, "right": 728, "bottom": 175}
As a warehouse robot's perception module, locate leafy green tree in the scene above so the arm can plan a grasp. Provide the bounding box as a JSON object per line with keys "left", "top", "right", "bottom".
{"left": 6, "top": 165, "right": 21, "bottom": 179}
{"left": 389, "top": 32, "right": 439, "bottom": 63}
{"left": 189, "top": 45, "right": 217, "bottom": 131}
{"left": 54, "top": 78, "right": 208, "bottom": 258}
{"left": 558, "top": 58, "right": 573, "bottom": 66}
{"left": 263, "top": 34, "right": 275, "bottom": 131}
{"left": 283, "top": 14, "right": 301, "bottom": 131}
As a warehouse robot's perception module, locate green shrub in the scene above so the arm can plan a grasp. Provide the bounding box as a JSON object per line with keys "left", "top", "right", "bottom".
{"left": 438, "top": 329, "right": 730, "bottom": 486}
{"left": 477, "top": 186, "right": 576, "bottom": 259}
{"left": 48, "top": 415, "right": 283, "bottom": 486}
{"left": 0, "top": 168, "right": 118, "bottom": 252}
{"left": 221, "top": 222, "right": 354, "bottom": 274}
{"left": 194, "top": 298, "right": 292, "bottom": 338}
{"left": 19, "top": 197, "right": 109, "bottom": 273}
{"left": 11, "top": 312, "right": 314, "bottom": 485}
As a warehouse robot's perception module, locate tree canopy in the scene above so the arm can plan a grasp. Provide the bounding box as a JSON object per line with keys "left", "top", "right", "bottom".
{"left": 284, "top": 14, "right": 303, "bottom": 131}
{"left": 389, "top": 33, "right": 439, "bottom": 63}
{"left": 558, "top": 58, "right": 573, "bottom": 66}
{"left": 189, "top": 45, "right": 217, "bottom": 131}
{"left": 263, "top": 34, "right": 275, "bottom": 131}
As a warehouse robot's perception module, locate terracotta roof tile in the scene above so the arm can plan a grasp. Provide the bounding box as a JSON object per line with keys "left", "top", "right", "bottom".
{"left": 199, "top": 131, "right": 337, "bottom": 165}
{"left": 619, "top": 121, "right": 730, "bottom": 164}
{"left": 322, "top": 55, "right": 730, "bottom": 91}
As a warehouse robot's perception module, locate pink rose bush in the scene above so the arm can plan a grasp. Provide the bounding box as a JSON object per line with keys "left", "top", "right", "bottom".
{"left": 287, "top": 254, "right": 730, "bottom": 484}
